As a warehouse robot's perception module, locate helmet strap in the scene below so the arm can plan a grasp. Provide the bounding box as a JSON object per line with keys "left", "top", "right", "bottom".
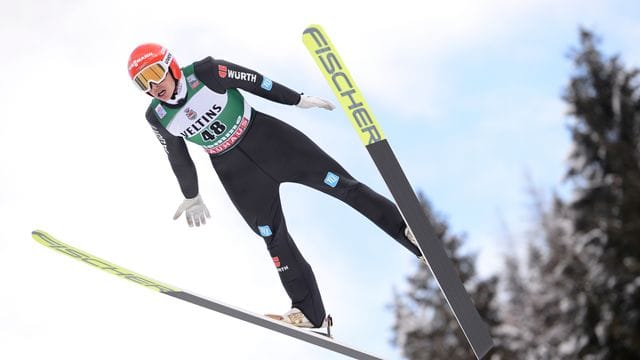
{"left": 164, "top": 71, "right": 187, "bottom": 105}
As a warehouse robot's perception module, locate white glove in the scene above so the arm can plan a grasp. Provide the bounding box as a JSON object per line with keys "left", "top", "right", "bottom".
{"left": 173, "top": 194, "right": 211, "bottom": 227}
{"left": 296, "top": 95, "right": 335, "bottom": 110}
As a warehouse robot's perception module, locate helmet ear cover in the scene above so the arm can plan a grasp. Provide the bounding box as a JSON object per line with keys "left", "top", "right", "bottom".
{"left": 169, "top": 59, "right": 182, "bottom": 81}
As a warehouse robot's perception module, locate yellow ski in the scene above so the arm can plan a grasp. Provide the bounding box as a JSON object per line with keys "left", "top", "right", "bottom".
{"left": 31, "top": 230, "right": 382, "bottom": 360}
{"left": 302, "top": 24, "right": 494, "bottom": 359}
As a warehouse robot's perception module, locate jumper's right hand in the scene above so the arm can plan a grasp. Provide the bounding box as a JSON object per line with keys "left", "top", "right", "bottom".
{"left": 173, "top": 194, "right": 211, "bottom": 227}
{"left": 296, "top": 95, "right": 335, "bottom": 110}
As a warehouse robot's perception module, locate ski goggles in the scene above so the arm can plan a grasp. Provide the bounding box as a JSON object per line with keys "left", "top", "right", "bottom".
{"left": 132, "top": 61, "right": 170, "bottom": 92}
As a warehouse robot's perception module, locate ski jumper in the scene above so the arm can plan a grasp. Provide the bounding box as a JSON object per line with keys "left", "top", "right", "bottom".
{"left": 145, "top": 57, "right": 422, "bottom": 327}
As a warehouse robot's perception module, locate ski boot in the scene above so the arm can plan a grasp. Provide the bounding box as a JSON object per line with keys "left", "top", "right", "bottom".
{"left": 266, "top": 307, "right": 333, "bottom": 338}
{"left": 405, "top": 226, "right": 428, "bottom": 266}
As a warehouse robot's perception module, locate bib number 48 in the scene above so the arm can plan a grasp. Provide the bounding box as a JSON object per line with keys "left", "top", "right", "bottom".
{"left": 201, "top": 121, "right": 227, "bottom": 141}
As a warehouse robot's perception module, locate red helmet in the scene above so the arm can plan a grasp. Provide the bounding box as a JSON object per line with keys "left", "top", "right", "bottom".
{"left": 127, "top": 43, "right": 182, "bottom": 92}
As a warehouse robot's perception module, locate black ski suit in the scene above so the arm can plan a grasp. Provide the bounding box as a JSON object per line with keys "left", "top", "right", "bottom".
{"left": 145, "top": 57, "right": 421, "bottom": 327}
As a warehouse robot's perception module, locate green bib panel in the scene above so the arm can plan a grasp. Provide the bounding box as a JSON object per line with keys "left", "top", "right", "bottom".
{"left": 151, "top": 65, "right": 252, "bottom": 155}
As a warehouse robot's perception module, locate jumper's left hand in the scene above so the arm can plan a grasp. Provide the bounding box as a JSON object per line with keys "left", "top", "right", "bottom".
{"left": 296, "top": 95, "right": 335, "bottom": 110}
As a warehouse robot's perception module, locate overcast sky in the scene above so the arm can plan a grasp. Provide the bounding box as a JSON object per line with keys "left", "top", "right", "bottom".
{"left": 2, "top": 0, "right": 639, "bottom": 359}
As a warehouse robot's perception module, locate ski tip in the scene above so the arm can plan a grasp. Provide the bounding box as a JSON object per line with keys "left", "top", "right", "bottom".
{"left": 31, "top": 229, "right": 181, "bottom": 293}
{"left": 302, "top": 24, "right": 324, "bottom": 37}
{"left": 32, "top": 230, "right": 63, "bottom": 249}
{"left": 31, "top": 229, "right": 49, "bottom": 241}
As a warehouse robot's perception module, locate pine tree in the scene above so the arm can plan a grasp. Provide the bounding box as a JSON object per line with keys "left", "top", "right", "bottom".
{"left": 391, "top": 193, "right": 501, "bottom": 359}
{"left": 561, "top": 28, "right": 640, "bottom": 358}
{"left": 392, "top": 28, "right": 640, "bottom": 359}
{"left": 502, "top": 28, "right": 640, "bottom": 359}
{"left": 500, "top": 190, "right": 581, "bottom": 359}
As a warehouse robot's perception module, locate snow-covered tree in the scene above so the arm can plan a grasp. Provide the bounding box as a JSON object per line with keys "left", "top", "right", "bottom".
{"left": 561, "top": 28, "right": 640, "bottom": 358}
{"left": 393, "top": 28, "right": 640, "bottom": 359}
{"left": 502, "top": 29, "right": 640, "bottom": 359}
